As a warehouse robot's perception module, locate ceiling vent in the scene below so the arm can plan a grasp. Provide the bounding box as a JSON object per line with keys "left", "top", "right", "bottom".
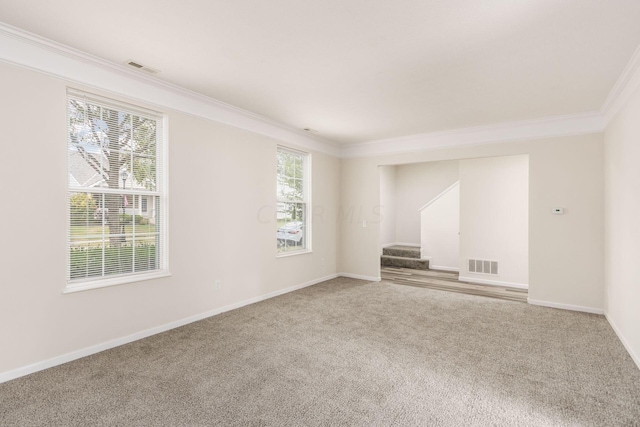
{"left": 125, "top": 60, "right": 159, "bottom": 75}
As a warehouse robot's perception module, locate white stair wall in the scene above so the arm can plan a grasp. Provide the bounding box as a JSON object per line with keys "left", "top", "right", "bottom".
{"left": 420, "top": 181, "right": 460, "bottom": 271}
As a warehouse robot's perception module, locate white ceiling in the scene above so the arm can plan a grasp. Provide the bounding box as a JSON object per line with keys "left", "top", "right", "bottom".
{"left": 2, "top": 0, "right": 640, "bottom": 145}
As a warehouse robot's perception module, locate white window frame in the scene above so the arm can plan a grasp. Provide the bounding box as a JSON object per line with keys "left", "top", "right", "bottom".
{"left": 276, "top": 146, "right": 312, "bottom": 257}
{"left": 65, "top": 89, "right": 170, "bottom": 293}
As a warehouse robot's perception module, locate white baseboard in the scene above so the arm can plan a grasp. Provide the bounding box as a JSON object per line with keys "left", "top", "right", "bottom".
{"left": 393, "top": 242, "right": 420, "bottom": 247}
{"left": 430, "top": 265, "right": 459, "bottom": 272}
{"left": 0, "top": 273, "right": 338, "bottom": 384}
{"left": 458, "top": 276, "right": 528, "bottom": 290}
{"left": 605, "top": 312, "right": 640, "bottom": 371}
{"left": 527, "top": 298, "right": 605, "bottom": 315}
{"left": 381, "top": 242, "right": 420, "bottom": 256}
{"left": 381, "top": 242, "right": 420, "bottom": 249}
{"left": 338, "top": 273, "right": 381, "bottom": 282}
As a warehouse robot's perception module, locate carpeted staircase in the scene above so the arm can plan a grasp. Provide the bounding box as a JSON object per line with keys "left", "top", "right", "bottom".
{"left": 381, "top": 245, "right": 429, "bottom": 270}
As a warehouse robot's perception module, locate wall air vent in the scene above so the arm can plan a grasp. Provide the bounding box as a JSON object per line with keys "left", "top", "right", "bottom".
{"left": 468, "top": 259, "right": 498, "bottom": 275}
{"left": 125, "top": 60, "right": 159, "bottom": 74}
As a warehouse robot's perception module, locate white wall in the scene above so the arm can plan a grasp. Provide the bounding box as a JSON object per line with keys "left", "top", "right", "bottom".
{"left": 378, "top": 166, "right": 397, "bottom": 247}
{"left": 0, "top": 47, "right": 623, "bottom": 379}
{"left": 604, "top": 83, "right": 640, "bottom": 368}
{"left": 420, "top": 182, "right": 460, "bottom": 270}
{"left": 0, "top": 61, "right": 340, "bottom": 378}
{"left": 459, "top": 155, "right": 529, "bottom": 287}
{"left": 395, "top": 161, "right": 459, "bottom": 244}
{"left": 339, "top": 133, "right": 604, "bottom": 311}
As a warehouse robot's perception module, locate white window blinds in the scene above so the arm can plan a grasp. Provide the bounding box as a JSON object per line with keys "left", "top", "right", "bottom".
{"left": 67, "top": 89, "right": 168, "bottom": 289}
{"left": 276, "top": 147, "right": 310, "bottom": 254}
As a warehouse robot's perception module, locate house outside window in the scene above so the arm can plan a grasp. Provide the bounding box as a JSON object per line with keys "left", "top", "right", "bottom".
{"left": 276, "top": 147, "right": 310, "bottom": 254}
{"left": 67, "top": 89, "right": 168, "bottom": 291}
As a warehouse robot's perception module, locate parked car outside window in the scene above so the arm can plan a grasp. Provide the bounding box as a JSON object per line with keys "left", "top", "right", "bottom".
{"left": 277, "top": 221, "right": 304, "bottom": 245}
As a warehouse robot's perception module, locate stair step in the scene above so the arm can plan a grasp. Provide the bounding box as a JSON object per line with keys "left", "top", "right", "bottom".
{"left": 381, "top": 255, "right": 429, "bottom": 270}
{"left": 383, "top": 246, "right": 421, "bottom": 259}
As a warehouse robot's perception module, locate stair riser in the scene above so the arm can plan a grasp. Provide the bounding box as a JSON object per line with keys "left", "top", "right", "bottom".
{"left": 381, "top": 256, "right": 429, "bottom": 270}
{"left": 383, "top": 248, "right": 421, "bottom": 259}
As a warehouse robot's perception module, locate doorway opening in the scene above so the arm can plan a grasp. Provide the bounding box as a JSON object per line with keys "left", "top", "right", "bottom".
{"left": 379, "top": 154, "right": 529, "bottom": 301}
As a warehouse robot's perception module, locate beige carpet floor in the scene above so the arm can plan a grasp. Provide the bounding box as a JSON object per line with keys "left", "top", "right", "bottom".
{"left": 1, "top": 277, "right": 639, "bottom": 426}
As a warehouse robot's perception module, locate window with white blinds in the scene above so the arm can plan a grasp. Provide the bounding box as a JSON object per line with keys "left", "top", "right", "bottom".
{"left": 276, "top": 147, "right": 310, "bottom": 254}
{"left": 67, "top": 89, "right": 168, "bottom": 291}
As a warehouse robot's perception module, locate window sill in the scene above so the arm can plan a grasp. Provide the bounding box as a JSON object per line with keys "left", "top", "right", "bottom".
{"left": 276, "top": 249, "right": 312, "bottom": 258}
{"left": 63, "top": 270, "right": 172, "bottom": 294}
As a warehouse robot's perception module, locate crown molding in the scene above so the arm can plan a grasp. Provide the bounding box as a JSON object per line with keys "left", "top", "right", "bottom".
{"left": 601, "top": 42, "right": 640, "bottom": 125}
{"left": 2, "top": 21, "right": 639, "bottom": 160}
{"left": 340, "top": 111, "right": 605, "bottom": 158}
{"left": 341, "top": 39, "right": 640, "bottom": 159}
{"left": 0, "top": 22, "right": 340, "bottom": 157}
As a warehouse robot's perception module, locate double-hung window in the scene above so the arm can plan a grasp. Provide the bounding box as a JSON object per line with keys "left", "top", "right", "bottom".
{"left": 67, "top": 89, "right": 168, "bottom": 291}
{"left": 276, "top": 147, "right": 310, "bottom": 254}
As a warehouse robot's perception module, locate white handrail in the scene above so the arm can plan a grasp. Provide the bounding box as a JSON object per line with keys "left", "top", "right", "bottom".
{"left": 418, "top": 181, "right": 460, "bottom": 212}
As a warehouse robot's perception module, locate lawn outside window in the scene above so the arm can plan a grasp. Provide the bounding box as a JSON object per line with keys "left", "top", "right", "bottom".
{"left": 276, "top": 147, "right": 311, "bottom": 255}
{"left": 66, "top": 89, "right": 169, "bottom": 292}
